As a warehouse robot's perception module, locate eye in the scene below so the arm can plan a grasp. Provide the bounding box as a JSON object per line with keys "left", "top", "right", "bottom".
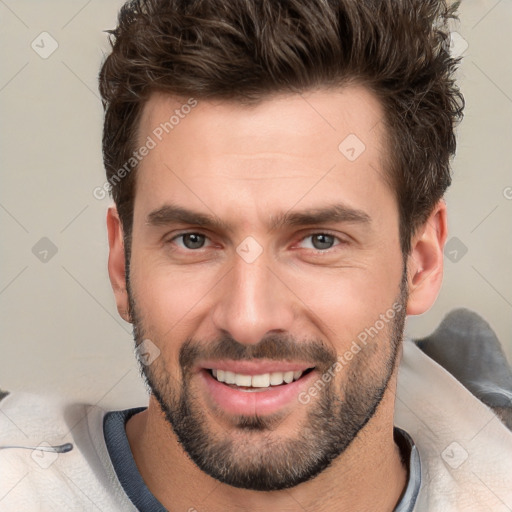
{"left": 171, "top": 232, "right": 211, "bottom": 250}
{"left": 168, "top": 231, "right": 344, "bottom": 253}
{"left": 298, "top": 233, "right": 341, "bottom": 251}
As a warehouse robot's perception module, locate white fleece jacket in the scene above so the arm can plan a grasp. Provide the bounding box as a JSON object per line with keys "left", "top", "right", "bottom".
{"left": 0, "top": 341, "right": 511, "bottom": 511}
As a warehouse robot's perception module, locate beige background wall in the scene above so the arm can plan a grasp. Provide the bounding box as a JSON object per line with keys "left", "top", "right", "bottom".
{"left": 1, "top": 0, "right": 511, "bottom": 409}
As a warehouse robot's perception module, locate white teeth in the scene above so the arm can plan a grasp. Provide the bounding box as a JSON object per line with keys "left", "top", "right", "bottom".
{"left": 211, "top": 369, "right": 305, "bottom": 388}
{"left": 269, "top": 372, "right": 284, "bottom": 385}
{"left": 235, "top": 374, "right": 252, "bottom": 387}
{"left": 283, "top": 371, "right": 294, "bottom": 384}
{"left": 224, "top": 371, "right": 236, "bottom": 384}
{"left": 251, "top": 374, "right": 270, "bottom": 388}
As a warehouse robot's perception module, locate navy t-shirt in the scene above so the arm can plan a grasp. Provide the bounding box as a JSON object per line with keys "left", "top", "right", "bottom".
{"left": 104, "top": 407, "right": 421, "bottom": 511}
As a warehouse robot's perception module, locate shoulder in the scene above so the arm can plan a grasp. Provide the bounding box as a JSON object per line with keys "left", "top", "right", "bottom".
{"left": 396, "top": 340, "right": 512, "bottom": 511}
{"left": 415, "top": 308, "right": 512, "bottom": 430}
{"left": 0, "top": 391, "right": 136, "bottom": 511}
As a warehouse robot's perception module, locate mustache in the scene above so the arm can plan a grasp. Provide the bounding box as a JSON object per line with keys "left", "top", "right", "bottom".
{"left": 179, "top": 333, "right": 337, "bottom": 372}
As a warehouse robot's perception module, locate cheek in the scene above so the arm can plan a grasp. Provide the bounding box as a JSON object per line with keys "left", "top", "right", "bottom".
{"left": 129, "top": 253, "right": 220, "bottom": 347}
{"left": 276, "top": 254, "right": 403, "bottom": 353}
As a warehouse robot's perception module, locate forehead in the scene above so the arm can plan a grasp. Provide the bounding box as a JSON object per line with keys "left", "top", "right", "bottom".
{"left": 138, "top": 86, "right": 386, "bottom": 158}
{"left": 133, "top": 86, "right": 394, "bottom": 230}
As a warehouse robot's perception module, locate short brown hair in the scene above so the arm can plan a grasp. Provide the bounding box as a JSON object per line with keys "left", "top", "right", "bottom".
{"left": 99, "top": 0, "right": 464, "bottom": 256}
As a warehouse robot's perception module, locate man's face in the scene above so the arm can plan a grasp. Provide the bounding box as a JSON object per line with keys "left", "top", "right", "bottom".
{"left": 126, "top": 87, "right": 406, "bottom": 490}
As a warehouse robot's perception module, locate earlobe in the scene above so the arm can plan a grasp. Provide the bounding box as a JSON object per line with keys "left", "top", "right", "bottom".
{"left": 406, "top": 201, "right": 448, "bottom": 316}
{"left": 106, "top": 206, "right": 131, "bottom": 323}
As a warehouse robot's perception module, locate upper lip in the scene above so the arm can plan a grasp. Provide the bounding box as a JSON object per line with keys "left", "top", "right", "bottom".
{"left": 198, "top": 359, "right": 315, "bottom": 375}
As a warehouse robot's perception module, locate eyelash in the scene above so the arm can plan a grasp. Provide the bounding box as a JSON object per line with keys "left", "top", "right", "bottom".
{"left": 167, "top": 231, "right": 346, "bottom": 252}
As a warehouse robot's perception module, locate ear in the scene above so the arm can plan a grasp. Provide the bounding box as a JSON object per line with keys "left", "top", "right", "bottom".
{"left": 406, "top": 200, "right": 448, "bottom": 316}
{"left": 107, "top": 206, "right": 131, "bottom": 323}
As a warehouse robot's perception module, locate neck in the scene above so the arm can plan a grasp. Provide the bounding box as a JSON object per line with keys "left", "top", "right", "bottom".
{"left": 126, "top": 376, "right": 407, "bottom": 512}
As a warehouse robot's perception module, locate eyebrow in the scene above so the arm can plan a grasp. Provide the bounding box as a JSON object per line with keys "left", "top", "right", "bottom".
{"left": 146, "top": 202, "right": 371, "bottom": 232}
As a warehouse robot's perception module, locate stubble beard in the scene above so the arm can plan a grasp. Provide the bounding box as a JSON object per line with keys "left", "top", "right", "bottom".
{"left": 128, "top": 271, "right": 408, "bottom": 491}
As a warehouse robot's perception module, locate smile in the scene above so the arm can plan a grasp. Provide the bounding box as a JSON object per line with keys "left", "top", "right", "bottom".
{"left": 198, "top": 362, "right": 318, "bottom": 416}
{"left": 208, "top": 368, "right": 314, "bottom": 391}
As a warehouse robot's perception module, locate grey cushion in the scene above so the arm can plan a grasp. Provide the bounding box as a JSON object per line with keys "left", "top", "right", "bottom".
{"left": 415, "top": 308, "right": 512, "bottom": 430}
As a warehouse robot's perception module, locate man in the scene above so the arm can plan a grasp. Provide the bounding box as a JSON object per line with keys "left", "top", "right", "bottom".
{"left": 1, "top": 0, "right": 512, "bottom": 510}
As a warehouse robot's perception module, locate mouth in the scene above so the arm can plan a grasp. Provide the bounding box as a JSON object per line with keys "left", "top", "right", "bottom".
{"left": 198, "top": 362, "right": 318, "bottom": 416}
{"left": 207, "top": 367, "right": 315, "bottom": 392}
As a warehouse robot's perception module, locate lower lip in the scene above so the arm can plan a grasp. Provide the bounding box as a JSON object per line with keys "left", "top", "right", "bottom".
{"left": 199, "top": 369, "right": 317, "bottom": 416}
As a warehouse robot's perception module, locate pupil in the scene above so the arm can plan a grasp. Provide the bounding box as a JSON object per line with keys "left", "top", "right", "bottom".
{"left": 184, "top": 233, "right": 205, "bottom": 249}
{"left": 313, "top": 234, "right": 334, "bottom": 250}
{"left": 182, "top": 234, "right": 333, "bottom": 250}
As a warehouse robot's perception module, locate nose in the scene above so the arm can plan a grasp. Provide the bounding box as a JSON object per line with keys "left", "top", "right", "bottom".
{"left": 211, "top": 250, "right": 296, "bottom": 346}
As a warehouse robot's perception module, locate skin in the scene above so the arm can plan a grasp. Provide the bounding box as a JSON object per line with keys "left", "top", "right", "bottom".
{"left": 107, "top": 86, "right": 447, "bottom": 511}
